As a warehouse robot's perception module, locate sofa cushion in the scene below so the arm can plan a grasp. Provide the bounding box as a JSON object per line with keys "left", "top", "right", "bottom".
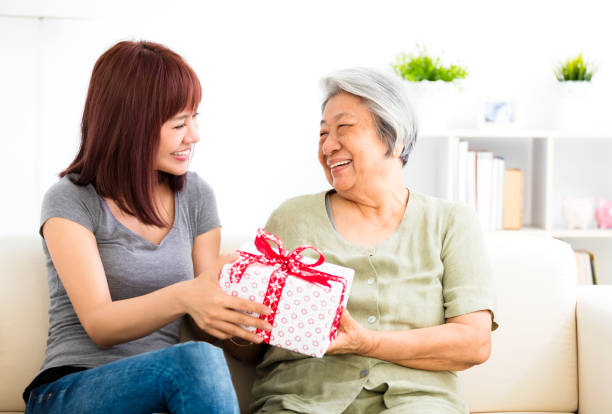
{"left": 0, "top": 236, "right": 48, "bottom": 412}
{"left": 459, "top": 234, "right": 578, "bottom": 413}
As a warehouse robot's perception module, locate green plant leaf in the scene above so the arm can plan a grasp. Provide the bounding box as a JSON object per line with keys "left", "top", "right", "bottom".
{"left": 391, "top": 45, "right": 468, "bottom": 83}
{"left": 554, "top": 53, "right": 596, "bottom": 82}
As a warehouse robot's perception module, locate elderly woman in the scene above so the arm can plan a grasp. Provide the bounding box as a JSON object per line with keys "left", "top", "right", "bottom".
{"left": 248, "top": 68, "right": 498, "bottom": 414}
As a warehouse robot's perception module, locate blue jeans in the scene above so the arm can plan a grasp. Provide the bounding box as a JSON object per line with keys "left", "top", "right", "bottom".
{"left": 25, "top": 341, "right": 240, "bottom": 414}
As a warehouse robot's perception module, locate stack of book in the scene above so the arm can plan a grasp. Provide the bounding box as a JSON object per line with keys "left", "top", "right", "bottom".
{"left": 456, "top": 141, "right": 523, "bottom": 231}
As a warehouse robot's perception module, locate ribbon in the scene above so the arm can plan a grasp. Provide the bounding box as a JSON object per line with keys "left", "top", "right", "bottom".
{"left": 228, "top": 228, "right": 347, "bottom": 343}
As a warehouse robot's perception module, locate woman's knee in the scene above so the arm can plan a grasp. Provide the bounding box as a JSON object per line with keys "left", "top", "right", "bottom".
{"left": 165, "top": 342, "right": 233, "bottom": 384}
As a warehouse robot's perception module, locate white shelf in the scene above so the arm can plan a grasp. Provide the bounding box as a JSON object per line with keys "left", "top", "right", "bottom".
{"left": 404, "top": 129, "right": 612, "bottom": 284}
{"left": 421, "top": 129, "right": 612, "bottom": 139}
{"left": 491, "top": 227, "right": 549, "bottom": 236}
{"left": 492, "top": 228, "right": 612, "bottom": 239}
{"left": 552, "top": 229, "right": 612, "bottom": 239}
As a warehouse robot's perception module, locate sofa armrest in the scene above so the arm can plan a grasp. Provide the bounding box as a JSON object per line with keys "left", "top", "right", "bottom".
{"left": 577, "top": 285, "right": 612, "bottom": 414}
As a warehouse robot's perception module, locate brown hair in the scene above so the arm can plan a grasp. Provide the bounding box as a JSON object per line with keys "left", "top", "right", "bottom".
{"left": 61, "top": 40, "right": 202, "bottom": 226}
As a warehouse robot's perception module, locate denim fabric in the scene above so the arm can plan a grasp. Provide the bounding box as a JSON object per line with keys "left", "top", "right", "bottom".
{"left": 25, "top": 342, "right": 239, "bottom": 414}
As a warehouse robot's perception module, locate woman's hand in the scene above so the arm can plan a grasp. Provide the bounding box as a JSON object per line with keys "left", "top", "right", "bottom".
{"left": 181, "top": 252, "right": 273, "bottom": 343}
{"left": 326, "top": 310, "right": 374, "bottom": 355}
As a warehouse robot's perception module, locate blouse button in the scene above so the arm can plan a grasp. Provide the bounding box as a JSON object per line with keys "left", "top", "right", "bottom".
{"left": 359, "top": 368, "right": 369, "bottom": 378}
{"left": 367, "top": 277, "right": 375, "bottom": 285}
{"left": 367, "top": 315, "right": 377, "bottom": 324}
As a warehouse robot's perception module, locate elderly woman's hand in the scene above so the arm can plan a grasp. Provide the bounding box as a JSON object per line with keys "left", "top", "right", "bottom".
{"left": 326, "top": 310, "right": 374, "bottom": 355}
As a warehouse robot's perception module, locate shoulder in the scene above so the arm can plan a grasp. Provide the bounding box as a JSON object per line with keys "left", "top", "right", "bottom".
{"left": 41, "top": 174, "right": 100, "bottom": 234}
{"left": 268, "top": 192, "right": 326, "bottom": 223}
{"left": 410, "top": 191, "right": 477, "bottom": 225}
{"left": 42, "top": 174, "right": 99, "bottom": 211}
{"left": 265, "top": 191, "right": 328, "bottom": 238}
{"left": 182, "top": 171, "right": 216, "bottom": 203}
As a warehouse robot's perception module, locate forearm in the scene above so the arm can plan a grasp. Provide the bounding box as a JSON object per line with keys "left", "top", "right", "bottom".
{"left": 363, "top": 322, "right": 490, "bottom": 371}
{"left": 82, "top": 281, "right": 188, "bottom": 348}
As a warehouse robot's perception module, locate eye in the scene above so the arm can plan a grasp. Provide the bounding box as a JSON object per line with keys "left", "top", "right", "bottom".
{"left": 338, "top": 124, "right": 352, "bottom": 129}
{"left": 173, "top": 124, "right": 186, "bottom": 130}
{"left": 319, "top": 130, "right": 328, "bottom": 138}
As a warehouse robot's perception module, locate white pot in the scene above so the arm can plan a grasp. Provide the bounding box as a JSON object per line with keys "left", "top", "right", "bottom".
{"left": 403, "top": 80, "right": 460, "bottom": 132}
{"left": 554, "top": 81, "right": 595, "bottom": 133}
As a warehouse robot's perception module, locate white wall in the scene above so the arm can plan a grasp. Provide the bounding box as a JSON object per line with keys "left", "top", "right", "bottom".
{"left": 2, "top": 0, "right": 612, "bottom": 239}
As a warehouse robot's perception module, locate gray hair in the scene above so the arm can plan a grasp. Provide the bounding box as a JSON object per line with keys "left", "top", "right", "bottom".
{"left": 320, "top": 67, "right": 417, "bottom": 166}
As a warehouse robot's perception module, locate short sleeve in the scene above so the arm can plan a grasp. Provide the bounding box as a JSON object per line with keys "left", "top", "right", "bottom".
{"left": 40, "top": 177, "right": 99, "bottom": 237}
{"left": 187, "top": 172, "right": 221, "bottom": 237}
{"left": 441, "top": 204, "right": 498, "bottom": 330}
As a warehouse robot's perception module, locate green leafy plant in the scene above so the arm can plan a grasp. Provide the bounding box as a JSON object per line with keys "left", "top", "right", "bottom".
{"left": 553, "top": 54, "right": 596, "bottom": 81}
{"left": 391, "top": 46, "right": 468, "bottom": 82}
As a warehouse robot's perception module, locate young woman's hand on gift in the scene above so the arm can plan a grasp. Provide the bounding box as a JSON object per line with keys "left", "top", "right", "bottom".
{"left": 180, "top": 253, "right": 273, "bottom": 343}
{"left": 326, "top": 310, "right": 375, "bottom": 355}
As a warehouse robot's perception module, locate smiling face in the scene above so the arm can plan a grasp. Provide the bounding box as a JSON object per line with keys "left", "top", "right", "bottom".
{"left": 318, "top": 92, "right": 396, "bottom": 194}
{"left": 156, "top": 110, "right": 200, "bottom": 175}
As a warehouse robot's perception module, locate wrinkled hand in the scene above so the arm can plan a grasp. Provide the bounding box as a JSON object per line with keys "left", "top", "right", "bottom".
{"left": 183, "top": 252, "right": 272, "bottom": 343}
{"left": 326, "top": 310, "right": 373, "bottom": 355}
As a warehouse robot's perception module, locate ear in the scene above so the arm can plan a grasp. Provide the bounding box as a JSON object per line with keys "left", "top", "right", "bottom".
{"left": 392, "top": 139, "right": 404, "bottom": 158}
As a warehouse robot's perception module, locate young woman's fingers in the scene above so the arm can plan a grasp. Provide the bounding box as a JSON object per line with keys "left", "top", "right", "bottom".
{"left": 208, "top": 319, "right": 263, "bottom": 343}
{"left": 219, "top": 308, "right": 272, "bottom": 332}
{"left": 228, "top": 295, "right": 271, "bottom": 316}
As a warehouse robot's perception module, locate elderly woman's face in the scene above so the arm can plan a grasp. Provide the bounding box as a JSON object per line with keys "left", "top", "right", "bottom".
{"left": 318, "top": 92, "right": 391, "bottom": 192}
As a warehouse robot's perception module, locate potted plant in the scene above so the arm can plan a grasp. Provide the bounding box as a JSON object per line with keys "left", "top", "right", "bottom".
{"left": 553, "top": 54, "right": 598, "bottom": 132}
{"left": 553, "top": 54, "right": 596, "bottom": 82}
{"left": 391, "top": 45, "right": 468, "bottom": 131}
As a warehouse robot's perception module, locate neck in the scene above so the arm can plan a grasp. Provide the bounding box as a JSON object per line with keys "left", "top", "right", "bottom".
{"left": 335, "top": 167, "right": 408, "bottom": 220}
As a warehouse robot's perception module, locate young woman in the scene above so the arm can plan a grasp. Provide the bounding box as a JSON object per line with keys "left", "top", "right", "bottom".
{"left": 23, "top": 40, "right": 272, "bottom": 414}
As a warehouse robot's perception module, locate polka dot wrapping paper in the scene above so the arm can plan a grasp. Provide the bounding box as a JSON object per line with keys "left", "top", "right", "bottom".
{"left": 219, "top": 229, "right": 354, "bottom": 357}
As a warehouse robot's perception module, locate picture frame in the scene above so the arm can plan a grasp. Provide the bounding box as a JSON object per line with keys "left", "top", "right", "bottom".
{"left": 478, "top": 99, "right": 518, "bottom": 129}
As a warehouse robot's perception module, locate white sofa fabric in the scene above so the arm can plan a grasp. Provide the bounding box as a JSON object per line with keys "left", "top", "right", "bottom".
{"left": 1, "top": 233, "right": 611, "bottom": 414}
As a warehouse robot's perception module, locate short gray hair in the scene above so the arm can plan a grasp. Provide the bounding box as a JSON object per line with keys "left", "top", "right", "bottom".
{"left": 320, "top": 67, "right": 417, "bottom": 166}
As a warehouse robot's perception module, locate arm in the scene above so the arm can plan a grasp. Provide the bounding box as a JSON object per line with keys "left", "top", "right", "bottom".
{"left": 44, "top": 218, "right": 272, "bottom": 348}
{"left": 327, "top": 310, "right": 492, "bottom": 371}
{"left": 577, "top": 285, "right": 612, "bottom": 414}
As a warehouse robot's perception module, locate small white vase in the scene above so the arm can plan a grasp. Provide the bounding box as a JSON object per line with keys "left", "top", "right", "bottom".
{"left": 554, "top": 81, "right": 595, "bottom": 133}
{"left": 403, "top": 80, "right": 459, "bottom": 132}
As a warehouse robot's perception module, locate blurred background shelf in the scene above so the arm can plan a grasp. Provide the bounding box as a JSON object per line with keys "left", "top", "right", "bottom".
{"left": 406, "top": 129, "right": 612, "bottom": 284}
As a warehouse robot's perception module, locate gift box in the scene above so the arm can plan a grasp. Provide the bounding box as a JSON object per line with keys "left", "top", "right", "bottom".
{"left": 219, "top": 229, "right": 354, "bottom": 357}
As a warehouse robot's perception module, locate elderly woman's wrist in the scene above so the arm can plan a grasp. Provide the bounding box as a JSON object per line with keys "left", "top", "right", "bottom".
{"left": 359, "top": 329, "right": 378, "bottom": 356}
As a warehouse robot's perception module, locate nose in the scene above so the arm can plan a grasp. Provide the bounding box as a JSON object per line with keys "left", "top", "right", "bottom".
{"left": 183, "top": 117, "right": 200, "bottom": 144}
{"left": 321, "top": 131, "right": 340, "bottom": 157}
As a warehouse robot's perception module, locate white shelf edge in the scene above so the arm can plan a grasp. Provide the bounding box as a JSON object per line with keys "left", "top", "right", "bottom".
{"left": 490, "top": 228, "right": 612, "bottom": 239}
{"left": 420, "top": 129, "right": 612, "bottom": 139}
{"left": 552, "top": 229, "right": 612, "bottom": 239}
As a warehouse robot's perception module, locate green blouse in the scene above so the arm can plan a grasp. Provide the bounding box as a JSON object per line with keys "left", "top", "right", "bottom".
{"left": 251, "top": 190, "right": 497, "bottom": 414}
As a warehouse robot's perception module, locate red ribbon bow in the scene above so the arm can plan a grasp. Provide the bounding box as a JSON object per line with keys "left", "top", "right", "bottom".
{"left": 228, "top": 229, "right": 347, "bottom": 343}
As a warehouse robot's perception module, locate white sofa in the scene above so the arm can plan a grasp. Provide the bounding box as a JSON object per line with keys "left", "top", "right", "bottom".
{"left": 2, "top": 233, "right": 612, "bottom": 414}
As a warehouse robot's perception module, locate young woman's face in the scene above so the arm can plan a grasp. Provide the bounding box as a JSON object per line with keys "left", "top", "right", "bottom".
{"left": 156, "top": 110, "right": 200, "bottom": 175}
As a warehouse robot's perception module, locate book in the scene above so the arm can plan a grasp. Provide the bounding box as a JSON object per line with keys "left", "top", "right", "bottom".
{"left": 457, "top": 141, "right": 469, "bottom": 204}
{"left": 466, "top": 150, "right": 477, "bottom": 212}
{"left": 476, "top": 151, "right": 494, "bottom": 230}
{"left": 491, "top": 156, "right": 506, "bottom": 230}
{"left": 503, "top": 169, "right": 523, "bottom": 230}
{"left": 496, "top": 157, "right": 506, "bottom": 230}
{"left": 574, "top": 250, "right": 598, "bottom": 285}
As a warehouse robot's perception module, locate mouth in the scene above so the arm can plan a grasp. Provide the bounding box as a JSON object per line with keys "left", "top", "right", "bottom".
{"left": 170, "top": 148, "right": 191, "bottom": 157}
{"left": 328, "top": 160, "right": 352, "bottom": 170}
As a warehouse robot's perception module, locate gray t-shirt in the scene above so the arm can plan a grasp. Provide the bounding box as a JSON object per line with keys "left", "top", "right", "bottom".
{"left": 37, "top": 171, "right": 220, "bottom": 373}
